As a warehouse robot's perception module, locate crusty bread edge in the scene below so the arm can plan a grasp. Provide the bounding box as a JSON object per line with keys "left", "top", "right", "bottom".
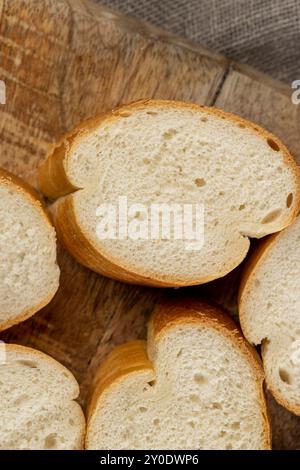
{"left": 4, "top": 343, "right": 86, "bottom": 450}
{"left": 238, "top": 226, "right": 300, "bottom": 415}
{"left": 0, "top": 169, "right": 60, "bottom": 332}
{"left": 86, "top": 299, "right": 271, "bottom": 450}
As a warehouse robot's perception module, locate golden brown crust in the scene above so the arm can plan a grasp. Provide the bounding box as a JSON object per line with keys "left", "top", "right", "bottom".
{"left": 86, "top": 298, "right": 271, "bottom": 450}
{"left": 38, "top": 100, "right": 300, "bottom": 287}
{"left": 0, "top": 169, "right": 59, "bottom": 332}
{"left": 0, "top": 168, "right": 53, "bottom": 223}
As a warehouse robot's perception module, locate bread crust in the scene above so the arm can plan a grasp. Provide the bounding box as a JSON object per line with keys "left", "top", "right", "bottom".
{"left": 38, "top": 100, "right": 300, "bottom": 287}
{"left": 86, "top": 298, "right": 271, "bottom": 450}
{"left": 3, "top": 343, "right": 86, "bottom": 449}
{"left": 0, "top": 169, "right": 59, "bottom": 331}
{"left": 239, "top": 225, "right": 300, "bottom": 415}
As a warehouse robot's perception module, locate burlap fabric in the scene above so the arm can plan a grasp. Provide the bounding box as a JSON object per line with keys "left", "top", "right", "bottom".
{"left": 98, "top": 0, "right": 300, "bottom": 83}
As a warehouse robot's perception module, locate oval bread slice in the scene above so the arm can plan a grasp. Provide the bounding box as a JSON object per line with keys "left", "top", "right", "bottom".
{"left": 86, "top": 299, "right": 271, "bottom": 450}
{"left": 38, "top": 100, "right": 300, "bottom": 287}
{"left": 0, "top": 169, "right": 59, "bottom": 331}
{"left": 239, "top": 216, "right": 300, "bottom": 415}
{"left": 0, "top": 344, "right": 85, "bottom": 449}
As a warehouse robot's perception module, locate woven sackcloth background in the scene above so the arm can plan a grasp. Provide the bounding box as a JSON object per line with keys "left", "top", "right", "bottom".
{"left": 97, "top": 0, "right": 300, "bottom": 83}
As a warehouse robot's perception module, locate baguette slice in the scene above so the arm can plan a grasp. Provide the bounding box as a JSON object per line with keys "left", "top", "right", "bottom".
{"left": 0, "top": 169, "right": 59, "bottom": 331}
{"left": 0, "top": 344, "right": 85, "bottom": 449}
{"left": 239, "top": 216, "right": 300, "bottom": 415}
{"left": 38, "top": 100, "right": 300, "bottom": 287}
{"left": 86, "top": 299, "right": 271, "bottom": 450}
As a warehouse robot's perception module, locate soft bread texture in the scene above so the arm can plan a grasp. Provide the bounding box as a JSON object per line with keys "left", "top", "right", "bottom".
{"left": 38, "top": 100, "right": 300, "bottom": 287}
{"left": 0, "top": 169, "right": 59, "bottom": 331}
{"left": 0, "top": 344, "right": 85, "bottom": 449}
{"left": 86, "top": 299, "right": 271, "bottom": 450}
{"left": 239, "top": 216, "right": 300, "bottom": 415}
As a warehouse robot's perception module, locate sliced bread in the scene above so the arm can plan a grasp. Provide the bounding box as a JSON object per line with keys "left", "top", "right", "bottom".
{"left": 0, "top": 169, "right": 59, "bottom": 331}
{"left": 0, "top": 344, "right": 85, "bottom": 449}
{"left": 38, "top": 100, "right": 300, "bottom": 287}
{"left": 239, "top": 216, "right": 300, "bottom": 415}
{"left": 86, "top": 299, "right": 271, "bottom": 450}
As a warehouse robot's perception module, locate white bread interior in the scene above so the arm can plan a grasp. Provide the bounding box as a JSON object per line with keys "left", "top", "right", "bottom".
{"left": 0, "top": 171, "right": 59, "bottom": 330}
{"left": 0, "top": 344, "right": 85, "bottom": 449}
{"left": 86, "top": 300, "right": 270, "bottom": 450}
{"left": 239, "top": 216, "right": 300, "bottom": 415}
{"left": 39, "top": 100, "right": 300, "bottom": 287}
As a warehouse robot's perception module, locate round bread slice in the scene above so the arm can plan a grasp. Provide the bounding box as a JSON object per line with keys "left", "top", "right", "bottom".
{"left": 0, "top": 344, "right": 85, "bottom": 449}
{"left": 38, "top": 100, "right": 300, "bottom": 287}
{"left": 0, "top": 169, "right": 59, "bottom": 331}
{"left": 239, "top": 216, "right": 300, "bottom": 415}
{"left": 86, "top": 299, "right": 271, "bottom": 450}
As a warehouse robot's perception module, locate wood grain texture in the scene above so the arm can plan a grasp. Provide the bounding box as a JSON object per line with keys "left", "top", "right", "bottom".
{"left": 0, "top": 0, "right": 299, "bottom": 448}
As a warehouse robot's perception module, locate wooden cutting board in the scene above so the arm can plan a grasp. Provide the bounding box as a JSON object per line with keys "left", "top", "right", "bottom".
{"left": 1, "top": 0, "right": 300, "bottom": 449}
